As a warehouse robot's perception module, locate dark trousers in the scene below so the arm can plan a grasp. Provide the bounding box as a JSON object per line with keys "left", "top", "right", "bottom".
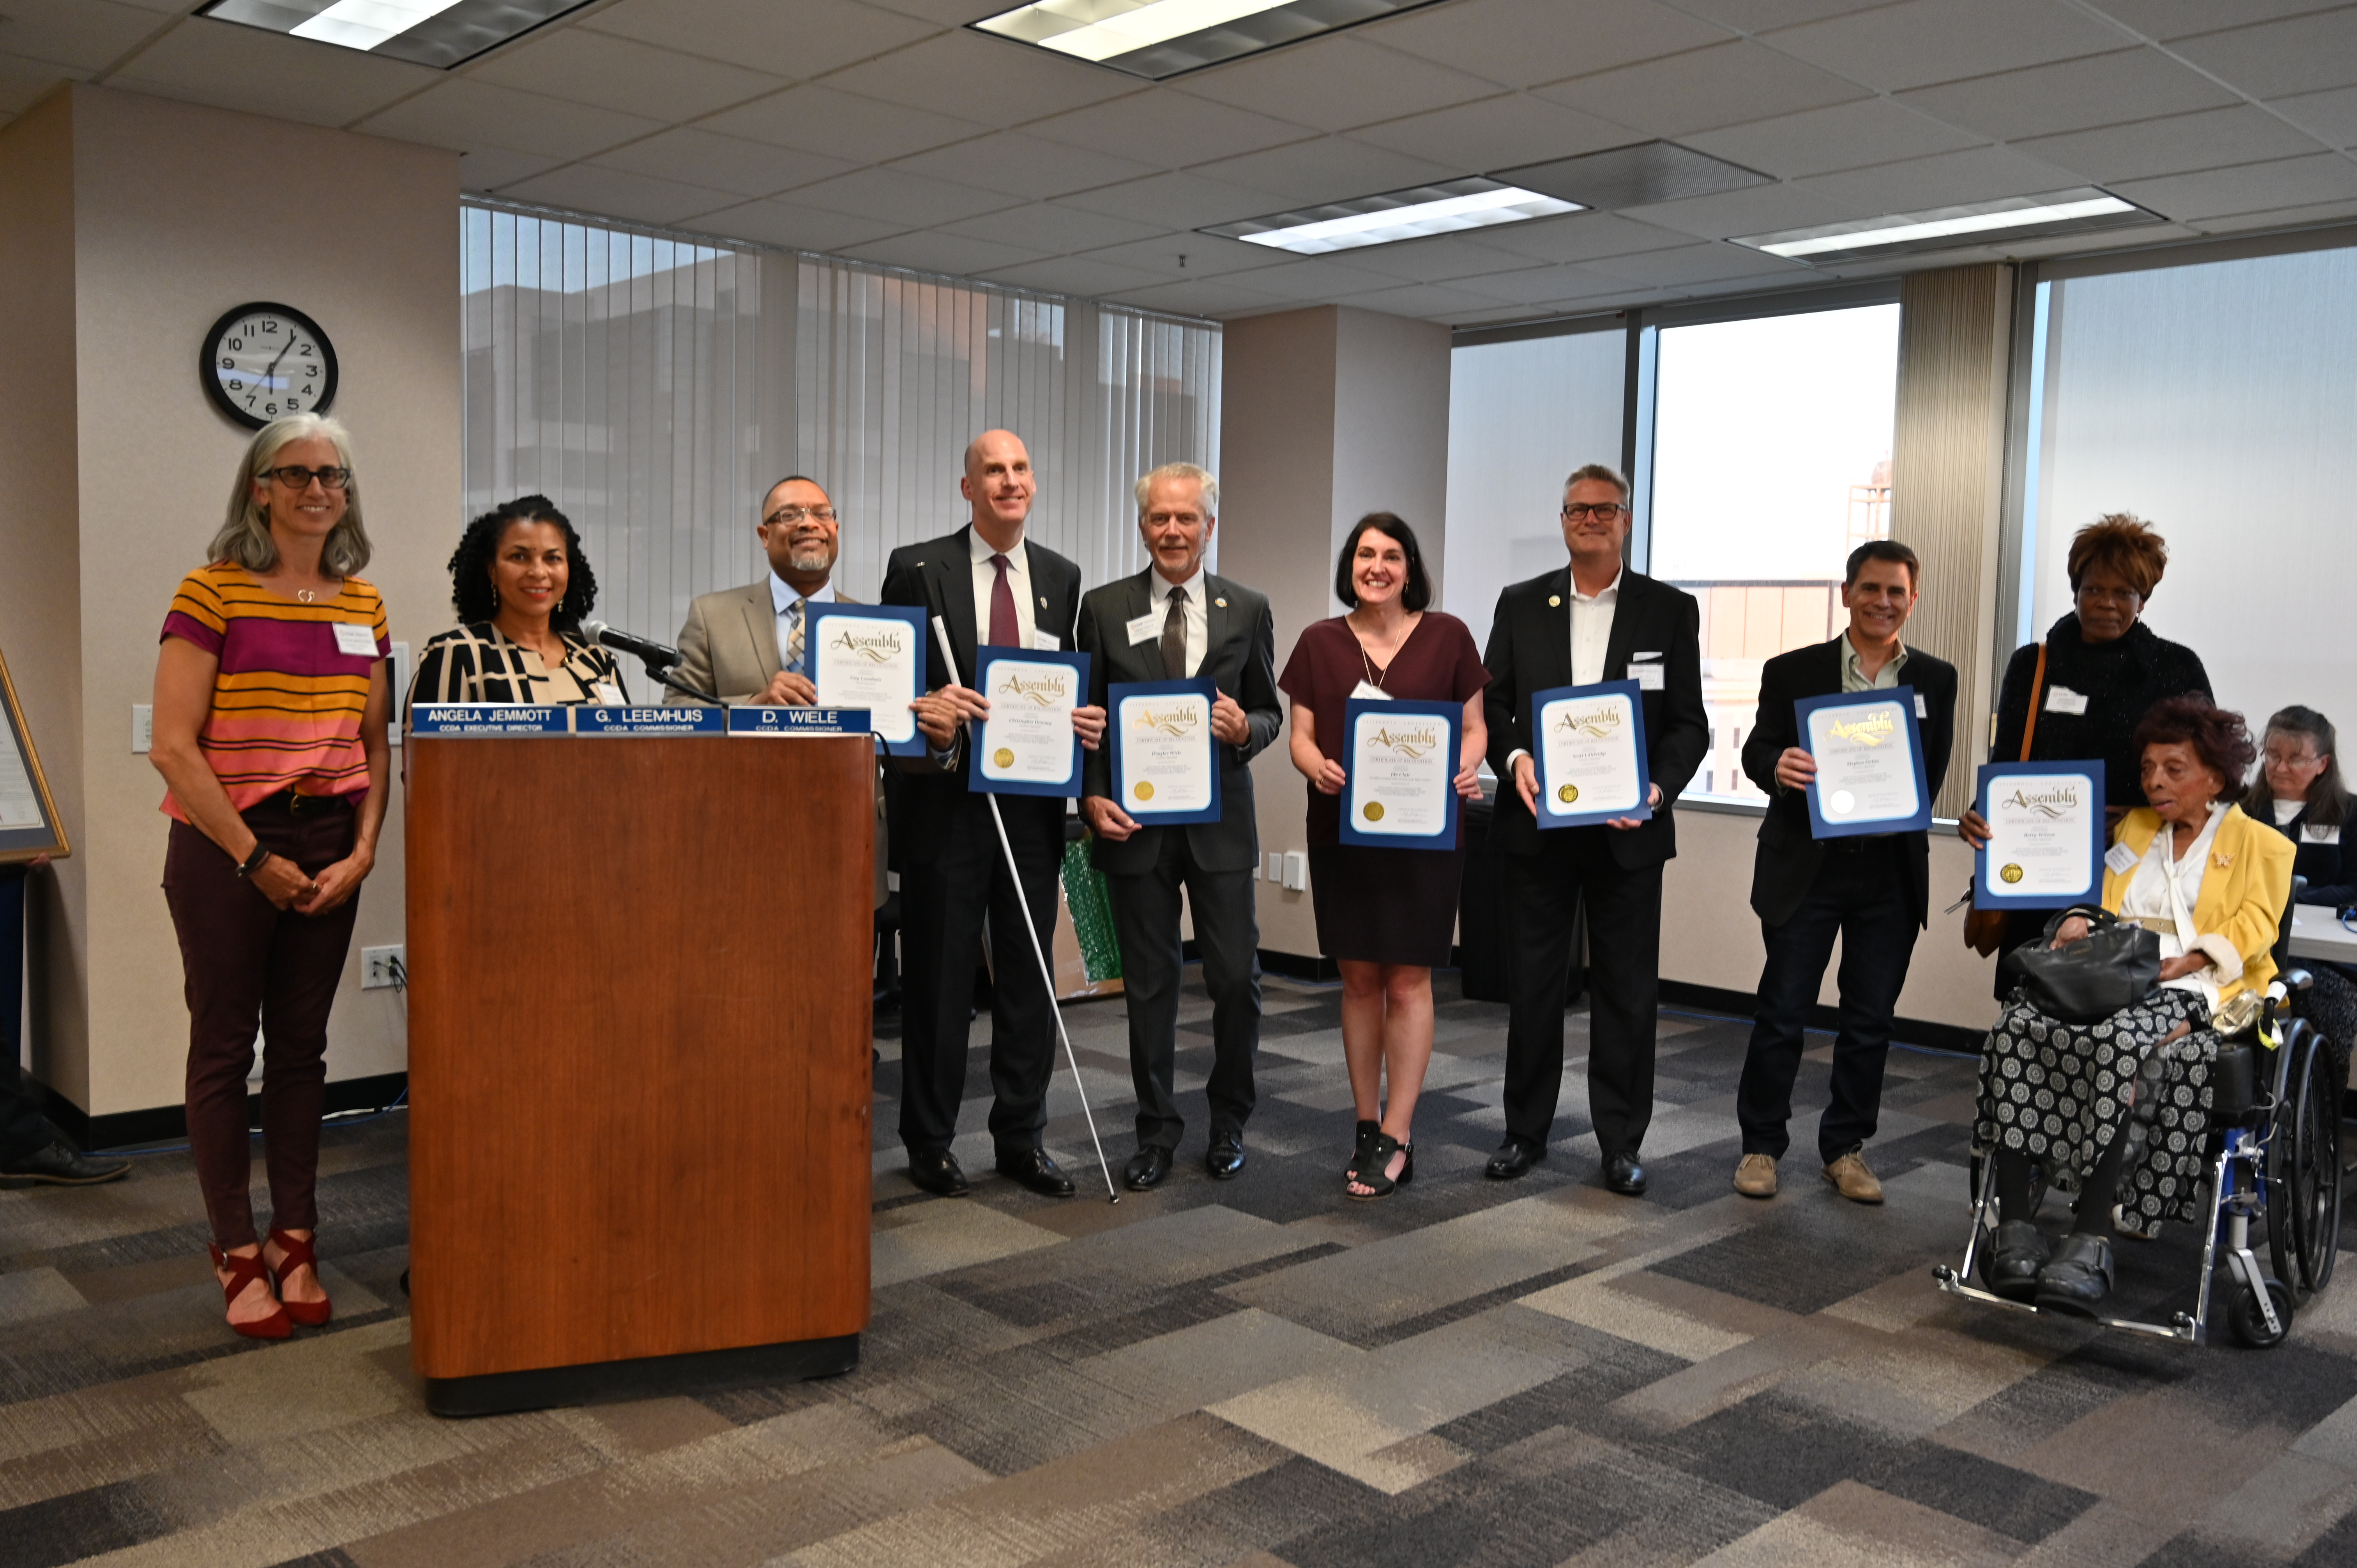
{"left": 897, "top": 796, "right": 1061, "bottom": 1157}
{"left": 163, "top": 802, "right": 360, "bottom": 1249}
{"left": 1106, "top": 832, "right": 1258, "bottom": 1151}
{"left": 0, "top": 867, "right": 50, "bottom": 1163}
{"left": 1500, "top": 830, "right": 1663, "bottom": 1157}
{"left": 1737, "top": 838, "right": 1918, "bottom": 1164}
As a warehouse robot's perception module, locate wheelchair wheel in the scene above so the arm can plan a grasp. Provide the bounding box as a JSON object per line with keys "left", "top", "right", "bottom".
{"left": 2266, "top": 1026, "right": 2343, "bottom": 1297}
{"left": 2227, "top": 1274, "right": 2296, "bottom": 1349}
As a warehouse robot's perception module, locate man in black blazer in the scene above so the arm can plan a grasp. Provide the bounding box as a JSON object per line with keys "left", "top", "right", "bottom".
{"left": 1075, "top": 464, "right": 1282, "bottom": 1189}
{"left": 881, "top": 429, "right": 1106, "bottom": 1200}
{"left": 1733, "top": 540, "right": 1957, "bottom": 1204}
{"left": 1483, "top": 464, "right": 1709, "bottom": 1195}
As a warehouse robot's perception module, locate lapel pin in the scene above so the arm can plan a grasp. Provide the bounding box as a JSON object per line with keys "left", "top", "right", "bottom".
{"left": 1548, "top": 595, "right": 1562, "bottom": 607}
{"left": 1039, "top": 595, "right": 1048, "bottom": 608}
{"left": 1216, "top": 597, "right": 1228, "bottom": 608}
{"left": 2214, "top": 851, "right": 2233, "bottom": 869}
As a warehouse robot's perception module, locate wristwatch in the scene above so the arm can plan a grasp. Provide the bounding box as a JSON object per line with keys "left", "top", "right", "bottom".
{"left": 233, "top": 843, "right": 270, "bottom": 879}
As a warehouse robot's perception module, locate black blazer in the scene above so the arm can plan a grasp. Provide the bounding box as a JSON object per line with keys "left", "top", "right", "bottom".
{"left": 1483, "top": 566, "right": 1709, "bottom": 868}
{"left": 880, "top": 526, "right": 1085, "bottom": 864}
{"left": 2268, "top": 802, "right": 2357, "bottom": 909}
{"left": 1741, "top": 636, "right": 1959, "bottom": 929}
{"left": 1992, "top": 614, "right": 2210, "bottom": 810}
{"left": 1075, "top": 570, "right": 1283, "bottom": 876}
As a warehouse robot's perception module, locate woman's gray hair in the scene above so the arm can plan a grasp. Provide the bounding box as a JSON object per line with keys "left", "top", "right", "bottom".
{"left": 209, "top": 413, "right": 371, "bottom": 577}
{"left": 1134, "top": 462, "right": 1219, "bottom": 518}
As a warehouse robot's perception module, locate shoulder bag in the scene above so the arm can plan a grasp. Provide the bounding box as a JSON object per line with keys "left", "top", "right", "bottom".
{"left": 1962, "top": 642, "right": 2049, "bottom": 956}
{"left": 1998, "top": 905, "right": 2161, "bottom": 1023}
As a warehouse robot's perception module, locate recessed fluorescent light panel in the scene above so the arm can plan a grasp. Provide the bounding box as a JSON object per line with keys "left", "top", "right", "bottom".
{"left": 1733, "top": 188, "right": 2159, "bottom": 266}
{"left": 199, "top": 0, "right": 598, "bottom": 67}
{"left": 974, "top": 0, "right": 1447, "bottom": 80}
{"left": 1203, "top": 179, "right": 1583, "bottom": 256}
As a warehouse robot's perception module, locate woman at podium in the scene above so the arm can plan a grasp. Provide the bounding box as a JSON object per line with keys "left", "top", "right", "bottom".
{"left": 408, "top": 496, "right": 629, "bottom": 711}
{"left": 148, "top": 413, "right": 391, "bottom": 1340}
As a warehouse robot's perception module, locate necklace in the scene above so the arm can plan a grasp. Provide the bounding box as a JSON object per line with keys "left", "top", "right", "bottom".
{"left": 295, "top": 589, "right": 316, "bottom": 603}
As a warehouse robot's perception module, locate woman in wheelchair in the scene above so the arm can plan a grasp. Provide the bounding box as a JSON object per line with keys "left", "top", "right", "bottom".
{"left": 1975, "top": 696, "right": 2293, "bottom": 1315}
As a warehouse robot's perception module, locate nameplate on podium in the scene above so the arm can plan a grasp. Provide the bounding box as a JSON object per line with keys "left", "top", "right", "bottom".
{"left": 411, "top": 705, "right": 571, "bottom": 736}
{"left": 728, "top": 706, "right": 873, "bottom": 736}
{"left": 576, "top": 706, "right": 727, "bottom": 736}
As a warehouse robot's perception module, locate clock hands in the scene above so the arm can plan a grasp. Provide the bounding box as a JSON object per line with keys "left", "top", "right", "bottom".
{"left": 260, "top": 334, "right": 298, "bottom": 393}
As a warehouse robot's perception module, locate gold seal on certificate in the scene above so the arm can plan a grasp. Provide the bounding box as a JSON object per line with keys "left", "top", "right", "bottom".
{"left": 1112, "top": 680, "right": 1219, "bottom": 824}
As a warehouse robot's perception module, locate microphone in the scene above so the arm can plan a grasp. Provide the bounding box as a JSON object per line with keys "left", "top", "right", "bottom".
{"left": 580, "top": 620, "right": 682, "bottom": 671}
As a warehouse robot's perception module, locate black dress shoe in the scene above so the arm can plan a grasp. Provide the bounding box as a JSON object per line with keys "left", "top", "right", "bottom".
{"left": 0, "top": 1140, "right": 130, "bottom": 1188}
{"left": 907, "top": 1148, "right": 969, "bottom": 1197}
{"left": 2034, "top": 1233, "right": 2114, "bottom": 1316}
{"left": 1603, "top": 1151, "right": 1648, "bottom": 1196}
{"left": 1485, "top": 1139, "right": 1543, "bottom": 1181}
{"left": 1125, "top": 1146, "right": 1173, "bottom": 1190}
{"left": 1206, "top": 1134, "right": 1246, "bottom": 1180}
{"left": 996, "top": 1148, "right": 1075, "bottom": 1197}
{"left": 1982, "top": 1220, "right": 2048, "bottom": 1302}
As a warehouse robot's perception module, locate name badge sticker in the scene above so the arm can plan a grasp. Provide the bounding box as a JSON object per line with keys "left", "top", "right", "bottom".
{"left": 1633, "top": 664, "right": 1665, "bottom": 692}
{"left": 332, "top": 622, "right": 378, "bottom": 658}
{"left": 592, "top": 682, "right": 625, "bottom": 705}
{"left": 2046, "top": 685, "right": 2089, "bottom": 715}
{"left": 1125, "top": 611, "right": 1161, "bottom": 647}
{"left": 1349, "top": 680, "right": 1391, "bottom": 701}
{"left": 1031, "top": 630, "right": 1062, "bottom": 652}
{"left": 1915, "top": 692, "right": 1928, "bottom": 719}
{"left": 2105, "top": 841, "right": 2140, "bottom": 876}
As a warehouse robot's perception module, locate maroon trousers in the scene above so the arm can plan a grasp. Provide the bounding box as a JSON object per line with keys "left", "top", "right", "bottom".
{"left": 163, "top": 797, "right": 360, "bottom": 1249}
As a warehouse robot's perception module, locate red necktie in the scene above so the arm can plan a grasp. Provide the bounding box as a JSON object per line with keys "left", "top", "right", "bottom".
{"left": 988, "top": 553, "right": 1019, "bottom": 648}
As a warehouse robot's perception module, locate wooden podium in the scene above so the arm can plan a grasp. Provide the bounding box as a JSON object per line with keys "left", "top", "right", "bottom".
{"left": 405, "top": 733, "right": 872, "bottom": 1415}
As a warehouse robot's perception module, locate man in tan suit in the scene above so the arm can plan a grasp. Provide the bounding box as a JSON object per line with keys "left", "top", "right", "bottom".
{"left": 670, "top": 474, "right": 844, "bottom": 703}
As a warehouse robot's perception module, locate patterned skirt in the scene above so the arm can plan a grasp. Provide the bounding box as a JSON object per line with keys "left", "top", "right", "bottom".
{"left": 1974, "top": 987, "right": 2217, "bottom": 1229}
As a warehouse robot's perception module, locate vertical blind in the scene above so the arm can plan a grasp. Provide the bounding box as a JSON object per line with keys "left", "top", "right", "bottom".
{"left": 461, "top": 202, "right": 1222, "bottom": 652}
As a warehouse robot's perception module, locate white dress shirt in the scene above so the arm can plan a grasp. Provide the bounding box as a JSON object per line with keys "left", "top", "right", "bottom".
{"left": 1511, "top": 565, "right": 1621, "bottom": 773}
{"left": 1148, "top": 564, "right": 1207, "bottom": 677}
{"left": 970, "top": 526, "right": 1040, "bottom": 651}
{"left": 769, "top": 571, "right": 836, "bottom": 673}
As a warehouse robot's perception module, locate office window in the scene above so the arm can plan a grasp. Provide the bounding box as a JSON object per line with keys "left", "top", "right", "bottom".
{"left": 1647, "top": 303, "right": 1901, "bottom": 802}
{"left": 1443, "top": 328, "right": 1626, "bottom": 654}
{"left": 2024, "top": 245, "right": 2357, "bottom": 736}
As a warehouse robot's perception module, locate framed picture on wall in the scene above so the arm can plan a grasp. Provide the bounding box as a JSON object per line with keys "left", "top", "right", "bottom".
{"left": 0, "top": 648, "right": 70, "bottom": 864}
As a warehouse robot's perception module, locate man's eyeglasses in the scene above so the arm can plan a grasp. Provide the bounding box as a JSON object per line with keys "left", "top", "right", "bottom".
{"left": 263, "top": 465, "right": 351, "bottom": 492}
{"left": 765, "top": 505, "right": 838, "bottom": 526}
{"left": 1562, "top": 502, "right": 1628, "bottom": 521}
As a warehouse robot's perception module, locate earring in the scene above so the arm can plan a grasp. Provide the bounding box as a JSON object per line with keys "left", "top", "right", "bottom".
{"left": 491, "top": 584, "right": 500, "bottom": 612}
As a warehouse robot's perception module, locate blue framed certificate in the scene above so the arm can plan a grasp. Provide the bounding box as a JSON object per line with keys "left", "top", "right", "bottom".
{"left": 1338, "top": 697, "right": 1461, "bottom": 849}
{"left": 1976, "top": 761, "right": 2105, "bottom": 908}
{"left": 1531, "top": 679, "right": 1651, "bottom": 829}
{"left": 727, "top": 705, "right": 872, "bottom": 736}
{"left": 576, "top": 706, "right": 726, "bottom": 735}
{"left": 1108, "top": 678, "right": 1222, "bottom": 827}
{"left": 409, "top": 704, "right": 570, "bottom": 736}
{"left": 1797, "top": 686, "right": 1932, "bottom": 838}
{"left": 806, "top": 602, "right": 926, "bottom": 756}
{"left": 970, "top": 647, "right": 1088, "bottom": 798}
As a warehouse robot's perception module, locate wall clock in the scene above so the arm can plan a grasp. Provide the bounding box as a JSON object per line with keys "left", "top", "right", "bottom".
{"left": 200, "top": 302, "right": 338, "bottom": 429}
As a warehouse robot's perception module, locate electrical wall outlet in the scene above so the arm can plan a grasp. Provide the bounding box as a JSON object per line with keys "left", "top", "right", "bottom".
{"left": 361, "top": 945, "right": 404, "bottom": 990}
{"left": 1282, "top": 850, "right": 1307, "bottom": 892}
{"left": 132, "top": 704, "right": 152, "bottom": 754}
{"left": 1267, "top": 852, "right": 1282, "bottom": 882}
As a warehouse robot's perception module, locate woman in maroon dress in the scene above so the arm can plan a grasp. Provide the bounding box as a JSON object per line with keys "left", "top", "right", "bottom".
{"left": 1279, "top": 514, "right": 1488, "bottom": 1199}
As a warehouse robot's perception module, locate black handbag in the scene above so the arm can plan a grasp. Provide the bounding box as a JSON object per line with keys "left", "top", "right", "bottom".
{"left": 1998, "top": 905, "right": 2161, "bottom": 1023}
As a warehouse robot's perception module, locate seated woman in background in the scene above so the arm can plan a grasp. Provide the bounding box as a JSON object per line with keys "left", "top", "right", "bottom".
{"left": 2244, "top": 705, "right": 2356, "bottom": 1089}
{"left": 1976, "top": 697, "right": 2291, "bottom": 1315}
{"left": 409, "top": 496, "right": 628, "bottom": 710}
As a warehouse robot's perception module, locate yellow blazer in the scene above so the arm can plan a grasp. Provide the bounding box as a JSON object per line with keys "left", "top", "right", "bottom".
{"left": 2101, "top": 803, "right": 2294, "bottom": 1003}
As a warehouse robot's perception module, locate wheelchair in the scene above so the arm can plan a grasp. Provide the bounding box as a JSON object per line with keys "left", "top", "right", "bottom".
{"left": 1935, "top": 876, "right": 2345, "bottom": 1348}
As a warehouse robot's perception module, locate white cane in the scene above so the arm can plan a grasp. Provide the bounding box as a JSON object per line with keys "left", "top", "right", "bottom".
{"left": 930, "top": 616, "right": 1120, "bottom": 1203}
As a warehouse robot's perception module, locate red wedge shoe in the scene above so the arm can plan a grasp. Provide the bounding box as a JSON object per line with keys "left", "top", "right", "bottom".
{"left": 266, "top": 1229, "right": 333, "bottom": 1327}
{"left": 210, "top": 1245, "right": 291, "bottom": 1340}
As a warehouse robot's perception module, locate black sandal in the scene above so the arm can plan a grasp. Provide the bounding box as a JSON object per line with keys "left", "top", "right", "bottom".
{"left": 1346, "top": 1133, "right": 1413, "bottom": 1200}
{"left": 1346, "top": 1119, "right": 1378, "bottom": 1178}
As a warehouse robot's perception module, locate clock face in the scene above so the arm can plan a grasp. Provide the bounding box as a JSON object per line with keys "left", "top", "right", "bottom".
{"left": 201, "top": 303, "right": 338, "bottom": 430}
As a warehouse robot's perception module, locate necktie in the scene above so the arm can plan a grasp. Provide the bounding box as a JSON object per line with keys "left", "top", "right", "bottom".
{"left": 1159, "top": 584, "right": 1188, "bottom": 679}
{"left": 785, "top": 597, "right": 806, "bottom": 673}
{"left": 988, "top": 553, "right": 1019, "bottom": 648}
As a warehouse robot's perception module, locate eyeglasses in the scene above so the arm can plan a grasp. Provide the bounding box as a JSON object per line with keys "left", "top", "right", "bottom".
{"left": 263, "top": 465, "right": 351, "bottom": 492}
{"left": 1561, "top": 503, "right": 1628, "bottom": 521}
{"left": 765, "top": 505, "right": 838, "bottom": 526}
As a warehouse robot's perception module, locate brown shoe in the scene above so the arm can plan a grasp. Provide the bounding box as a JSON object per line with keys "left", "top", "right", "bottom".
{"left": 1733, "top": 1153, "right": 1778, "bottom": 1198}
{"left": 1823, "top": 1151, "right": 1884, "bottom": 1204}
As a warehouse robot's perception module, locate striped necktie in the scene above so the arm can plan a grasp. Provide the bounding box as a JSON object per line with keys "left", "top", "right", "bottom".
{"left": 785, "top": 598, "right": 806, "bottom": 673}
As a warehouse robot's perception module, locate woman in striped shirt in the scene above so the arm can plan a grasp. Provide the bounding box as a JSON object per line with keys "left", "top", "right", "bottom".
{"left": 150, "top": 413, "right": 390, "bottom": 1341}
{"left": 408, "top": 496, "right": 627, "bottom": 711}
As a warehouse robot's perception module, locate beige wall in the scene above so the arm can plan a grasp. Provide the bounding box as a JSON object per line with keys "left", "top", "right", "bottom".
{"left": 0, "top": 85, "right": 458, "bottom": 1119}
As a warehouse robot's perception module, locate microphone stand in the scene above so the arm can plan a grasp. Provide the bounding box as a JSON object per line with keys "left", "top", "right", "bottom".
{"left": 643, "top": 658, "right": 721, "bottom": 708}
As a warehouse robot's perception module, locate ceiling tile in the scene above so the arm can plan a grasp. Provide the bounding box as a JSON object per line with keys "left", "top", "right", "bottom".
{"left": 469, "top": 29, "right": 785, "bottom": 122}
{"left": 1348, "top": 94, "right": 1644, "bottom": 171}
{"left": 1533, "top": 40, "right": 1870, "bottom": 136}
{"left": 861, "top": 0, "right": 1009, "bottom": 21}
{"left": 358, "top": 79, "right": 668, "bottom": 161}
{"left": 2170, "top": 9, "right": 2357, "bottom": 98}
{"left": 816, "top": 28, "right": 1134, "bottom": 127}
{"left": 888, "top": 132, "right": 1159, "bottom": 200}
{"left": 939, "top": 203, "right": 1171, "bottom": 253}
{"left": 1100, "top": 276, "right": 1286, "bottom": 318}
{"left": 1614, "top": 180, "right": 1868, "bottom": 239}
{"left": 1171, "top": 35, "right": 1502, "bottom": 131}
{"left": 1581, "top": 240, "right": 1809, "bottom": 285}
{"left": 1022, "top": 88, "right": 1309, "bottom": 168}
{"left": 593, "top": 129, "right": 855, "bottom": 198}
{"left": 683, "top": 198, "right": 905, "bottom": 252}
{"left": 1893, "top": 48, "right": 2238, "bottom": 140}
{"left": 1796, "top": 146, "right": 2091, "bottom": 212}
{"left": 1501, "top": 141, "right": 1770, "bottom": 208}
{"left": 2112, "top": 152, "right": 2357, "bottom": 220}
{"left": 2014, "top": 106, "right": 2328, "bottom": 182}
{"left": 576, "top": 0, "right": 939, "bottom": 79}
{"left": 786, "top": 166, "right": 1020, "bottom": 226}
{"left": 1684, "top": 98, "right": 1985, "bottom": 178}
{"left": 498, "top": 165, "right": 740, "bottom": 226}
{"left": 108, "top": 20, "right": 439, "bottom": 125}
{"left": 1458, "top": 210, "right": 1701, "bottom": 262}
{"left": 2080, "top": 1, "right": 2357, "bottom": 42}
{"left": 1339, "top": 281, "right": 1519, "bottom": 320}
{"left": 2184, "top": 196, "right": 2357, "bottom": 235}
{"left": 1667, "top": 0, "right": 1896, "bottom": 28}
{"left": 700, "top": 85, "right": 987, "bottom": 161}
{"left": 0, "top": 0, "right": 165, "bottom": 72}
{"left": 1317, "top": 233, "right": 1554, "bottom": 284}
{"left": 1224, "top": 257, "right": 1402, "bottom": 299}
{"left": 1071, "top": 235, "right": 1282, "bottom": 281}
{"left": 976, "top": 255, "right": 1168, "bottom": 297}
{"left": 1060, "top": 171, "right": 1302, "bottom": 228}
{"left": 1186, "top": 136, "right": 1462, "bottom": 205}
{"left": 457, "top": 147, "right": 558, "bottom": 191}
{"left": 1763, "top": 0, "right": 2133, "bottom": 92}
{"left": 2275, "top": 85, "right": 2357, "bottom": 148}
{"left": 1452, "top": 263, "right": 1622, "bottom": 304}
{"left": 1362, "top": 0, "right": 1731, "bottom": 90}
{"left": 840, "top": 230, "right": 1051, "bottom": 277}
{"left": 0, "top": 58, "right": 79, "bottom": 115}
